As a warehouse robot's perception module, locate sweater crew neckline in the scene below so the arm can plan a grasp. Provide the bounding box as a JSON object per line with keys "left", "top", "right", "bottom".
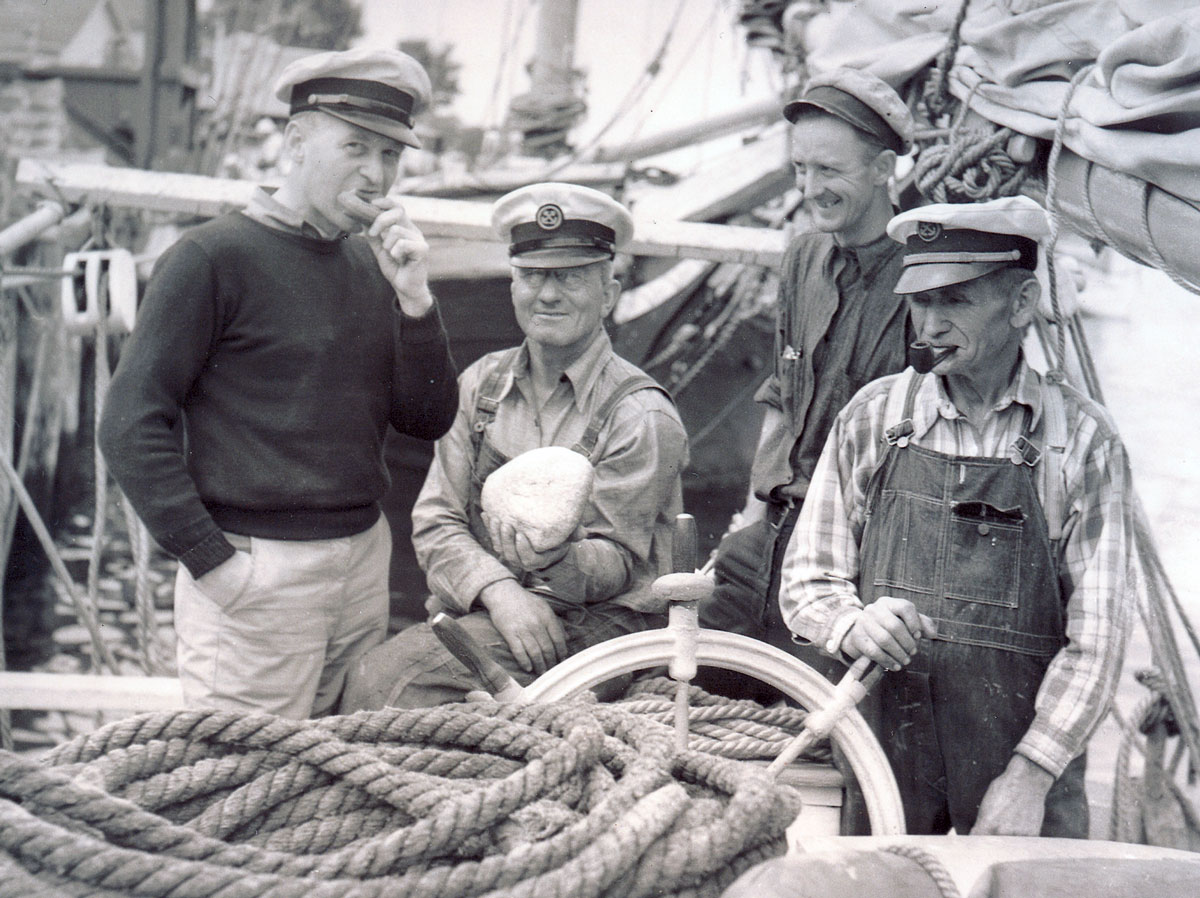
{"left": 235, "top": 211, "right": 350, "bottom": 253}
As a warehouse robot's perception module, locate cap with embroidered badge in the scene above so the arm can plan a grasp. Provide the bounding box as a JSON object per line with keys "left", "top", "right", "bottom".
{"left": 492, "top": 182, "right": 635, "bottom": 269}
{"left": 783, "top": 67, "right": 914, "bottom": 155}
{"left": 887, "top": 196, "right": 1051, "bottom": 295}
{"left": 273, "top": 47, "right": 432, "bottom": 149}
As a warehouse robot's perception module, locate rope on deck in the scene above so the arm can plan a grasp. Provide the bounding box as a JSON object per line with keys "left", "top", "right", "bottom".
{"left": 620, "top": 677, "right": 833, "bottom": 763}
{"left": 880, "top": 843, "right": 962, "bottom": 898}
{"left": 0, "top": 694, "right": 806, "bottom": 898}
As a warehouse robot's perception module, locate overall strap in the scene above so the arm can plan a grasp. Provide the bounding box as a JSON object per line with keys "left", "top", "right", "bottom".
{"left": 570, "top": 374, "right": 671, "bottom": 463}
{"left": 469, "top": 347, "right": 522, "bottom": 463}
{"left": 883, "top": 368, "right": 923, "bottom": 448}
{"left": 863, "top": 369, "right": 922, "bottom": 518}
{"left": 1001, "top": 379, "right": 1067, "bottom": 542}
{"left": 1036, "top": 379, "right": 1069, "bottom": 542}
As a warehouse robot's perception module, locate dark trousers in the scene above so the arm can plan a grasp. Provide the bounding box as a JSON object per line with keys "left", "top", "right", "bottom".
{"left": 340, "top": 600, "right": 663, "bottom": 711}
{"left": 698, "top": 508, "right": 847, "bottom": 696}
{"left": 697, "top": 508, "right": 868, "bottom": 834}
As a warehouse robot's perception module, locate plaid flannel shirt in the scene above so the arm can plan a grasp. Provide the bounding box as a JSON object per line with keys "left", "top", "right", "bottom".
{"left": 778, "top": 359, "right": 1134, "bottom": 776}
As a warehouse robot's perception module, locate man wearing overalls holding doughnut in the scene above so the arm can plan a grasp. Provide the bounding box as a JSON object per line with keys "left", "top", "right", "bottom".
{"left": 780, "top": 197, "right": 1134, "bottom": 836}
{"left": 340, "top": 183, "right": 688, "bottom": 711}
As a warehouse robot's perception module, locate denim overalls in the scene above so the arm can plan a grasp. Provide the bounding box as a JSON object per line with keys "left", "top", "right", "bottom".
{"left": 856, "top": 370, "right": 1088, "bottom": 836}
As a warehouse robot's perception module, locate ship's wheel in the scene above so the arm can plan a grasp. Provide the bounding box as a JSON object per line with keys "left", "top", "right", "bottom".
{"left": 526, "top": 624, "right": 906, "bottom": 834}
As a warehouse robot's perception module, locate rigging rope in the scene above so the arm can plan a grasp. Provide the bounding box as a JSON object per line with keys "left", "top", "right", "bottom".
{"left": 1038, "top": 66, "right": 1200, "bottom": 847}
{"left": 912, "top": 0, "right": 1035, "bottom": 209}
{"left": 1041, "top": 63, "right": 1095, "bottom": 380}
{"left": 0, "top": 691, "right": 812, "bottom": 898}
{"left": 619, "top": 0, "right": 725, "bottom": 157}
{"left": 911, "top": 8, "right": 1200, "bottom": 843}
{"left": 913, "top": 71, "right": 1032, "bottom": 208}
{"left": 921, "top": 0, "right": 972, "bottom": 122}
{"left": 482, "top": 0, "right": 534, "bottom": 134}
{"left": 1038, "top": 63, "right": 1200, "bottom": 844}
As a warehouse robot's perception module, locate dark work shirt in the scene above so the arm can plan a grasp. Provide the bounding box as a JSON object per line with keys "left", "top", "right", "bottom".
{"left": 750, "top": 229, "right": 910, "bottom": 503}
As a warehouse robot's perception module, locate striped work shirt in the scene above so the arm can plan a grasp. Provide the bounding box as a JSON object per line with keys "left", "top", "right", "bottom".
{"left": 778, "top": 358, "right": 1134, "bottom": 776}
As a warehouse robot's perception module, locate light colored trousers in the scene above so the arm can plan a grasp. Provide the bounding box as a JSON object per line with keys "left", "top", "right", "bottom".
{"left": 174, "top": 517, "right": 391, "bottom": 718}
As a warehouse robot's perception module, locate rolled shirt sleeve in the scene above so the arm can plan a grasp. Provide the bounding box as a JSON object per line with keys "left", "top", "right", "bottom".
{"left": 1015, "top": 429, "right": 1134, "bottom": 776}
{"left": 779, "top": 369, "right": 1136, "bottom": 778}
{"left": 411, "top": 365, "right": 519, "bottom": 613}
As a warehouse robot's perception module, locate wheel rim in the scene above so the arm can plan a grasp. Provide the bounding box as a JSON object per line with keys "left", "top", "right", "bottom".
{"left": 526, "top": 628, "right": 906, "bottom": 834}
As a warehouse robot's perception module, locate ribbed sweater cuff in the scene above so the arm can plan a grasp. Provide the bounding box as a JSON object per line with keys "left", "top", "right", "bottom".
{"left": 176, "top": 530, "right": 236, "bottom": 579}
{"left": 399, "top": 301, "right": 448, "bottom": 344}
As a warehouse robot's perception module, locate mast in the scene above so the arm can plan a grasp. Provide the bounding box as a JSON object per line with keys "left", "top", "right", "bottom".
{"left": 529, "top": 0, "right": 579, "bottom": 105}
{"left": 507, "top": 0, "right": 585, "bottom": 158}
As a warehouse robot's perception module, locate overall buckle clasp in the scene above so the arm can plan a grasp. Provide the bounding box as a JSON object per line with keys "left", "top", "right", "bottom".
{"left": 1008, "top": 435, "right": 1042, "bottom": 466}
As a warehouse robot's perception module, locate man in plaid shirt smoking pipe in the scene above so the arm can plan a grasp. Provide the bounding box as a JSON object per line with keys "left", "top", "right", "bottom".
{"left": 779, "top": 196, "right": 1134, "bottom": 837}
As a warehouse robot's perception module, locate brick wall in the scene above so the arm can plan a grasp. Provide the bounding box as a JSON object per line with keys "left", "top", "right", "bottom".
{"left": 0, "top": 77, "right": 70, "bottom": 159}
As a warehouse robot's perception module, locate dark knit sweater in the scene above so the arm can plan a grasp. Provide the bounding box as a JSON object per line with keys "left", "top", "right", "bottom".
{"left": 100, "top": 212, "right": 458, "bottom": 577}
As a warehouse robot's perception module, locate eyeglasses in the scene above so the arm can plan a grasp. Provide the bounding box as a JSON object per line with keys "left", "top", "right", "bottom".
{"left": 513, "top": 267, "right": 594, "bottom": 291}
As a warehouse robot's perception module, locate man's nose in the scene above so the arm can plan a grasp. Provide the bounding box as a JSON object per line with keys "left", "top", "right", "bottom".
{"left": 535, "top": 275, "right": 564, "bottom": 300}
{"left": 359, "top": 152, "right": 386, "bottom": 186}
{"left": 917, "top": 312, "right": 950, "bottom": 341}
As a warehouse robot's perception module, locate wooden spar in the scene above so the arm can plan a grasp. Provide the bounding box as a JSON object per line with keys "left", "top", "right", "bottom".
{"left": 627, "top": 128, "right": 791, "bottom": 223}
{"left": 396, "top": 161, "right": 629, "bottom": 197}
{"left": 0, "top": 671, "right": 184, "bottom": 712}
{"left": 0, "top": 201, "right": 66, "bottom": 256}
{"left": 15, "top": 159, "right": 787, "bottom": 268}
{"left": 590, "top": 97, "right": 783, "bottom": 163}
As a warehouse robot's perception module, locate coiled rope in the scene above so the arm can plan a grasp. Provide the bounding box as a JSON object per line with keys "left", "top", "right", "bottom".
{"left": 0, "top": 695, "right": 804, "bottom": 898}
{"left": 913, "top": 0, "right": 1034, "bottom": 206}
{"left": 879, "top": 843, "right": 962, "bottom": 898}
{"left": 619, "top": 677, "right": 832, "bottom": 764}
{"left": 914, "top": 116, "right": 1031, "bottom": 205}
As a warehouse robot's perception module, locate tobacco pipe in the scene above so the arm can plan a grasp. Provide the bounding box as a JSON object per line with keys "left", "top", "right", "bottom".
{"left": 909, "top": 341, "right": 956, "bottom": 374}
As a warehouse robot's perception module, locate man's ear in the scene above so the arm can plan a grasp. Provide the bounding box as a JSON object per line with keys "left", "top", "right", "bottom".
{"left": 600, "top": 275, "right": 621, "bottom": 319}
{"left": 870, "top": 148, "right": 897, "bottom": 187}
{"left": 282, "top": 119, "right": 305, "bottom": 164}
{"left": 1010, "top": 276, "right": 1041, "bottom": 328}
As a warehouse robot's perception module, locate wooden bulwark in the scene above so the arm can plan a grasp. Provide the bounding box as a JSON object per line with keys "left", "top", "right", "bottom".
{"left": 15, "top": 159, "right": 787, "bottom": 269}
{"left": 0, "top": 671, "right": 184, "bottom": 713}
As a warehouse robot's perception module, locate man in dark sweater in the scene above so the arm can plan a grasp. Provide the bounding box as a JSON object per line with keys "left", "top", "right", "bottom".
{"left": 99, "top": 48, "right": 458, "bottom": 718}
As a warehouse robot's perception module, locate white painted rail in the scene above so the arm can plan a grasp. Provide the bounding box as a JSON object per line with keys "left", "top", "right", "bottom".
{"left": 0, "top": 672, "right": 184, "bottom": 712}
{"left": 15, "top": 159, "right": 787, "bottom": 269}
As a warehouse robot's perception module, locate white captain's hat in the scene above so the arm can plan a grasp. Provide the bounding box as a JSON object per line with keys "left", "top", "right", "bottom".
{"left": 887, "top": 196, "right": 1051, "bottom": 294}
{"left": 492, "top": 182, "right": 635, "bottom": 269}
